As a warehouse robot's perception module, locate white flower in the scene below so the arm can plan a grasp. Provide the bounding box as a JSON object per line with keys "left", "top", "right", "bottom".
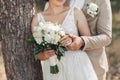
{"left": 59, "top": 30, "right": 65, "bottom": 37}
{"left": 87, "top": 3, "right": 99, "bottom": 17}
{"left": 38, "top": 22, "right": 44, "bottom": 26}
{"left": 32, "top": 21, "right": 65, "bottom": 74}
{"left": 33, "top": 31, "right": 43, "bottom": 44}
{"left": 33, "top": 21, "right": 65, "bottom": 44}
{"left": 54, "top": 34, "right": 61, "bottom": 44}
{"left": 34, "top": 26, "right": 42, "bottom": 32}
{"left": 44, "top": 34, "right": 53, "bottom": 43}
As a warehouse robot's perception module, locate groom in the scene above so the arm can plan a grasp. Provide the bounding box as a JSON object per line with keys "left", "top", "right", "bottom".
{"left": 67, "top": 0, "right": 112, "bottom": 80}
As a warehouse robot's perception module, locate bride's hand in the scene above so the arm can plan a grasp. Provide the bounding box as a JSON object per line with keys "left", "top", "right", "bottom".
{"left": 38, "top": 49, "right": 56, "bottom": 60}
{"left": 60, "top": 35, "right": 72, "bottom": 47}
{"left": 67, "top": 34, "right": 84, "bottom": 51}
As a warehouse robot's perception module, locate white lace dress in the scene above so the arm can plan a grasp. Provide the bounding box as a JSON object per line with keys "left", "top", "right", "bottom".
{"left": 37, "top": 8, "right": 98, "bottom": 80}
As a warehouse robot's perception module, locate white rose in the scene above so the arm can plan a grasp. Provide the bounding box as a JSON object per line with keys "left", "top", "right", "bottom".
{"left": 87, "top": 3, "right": 98, "bottom": 17}
{"left": 34, "top": 26, "right": 41, "bottom": 32}
{"left": 54, "top": 34, "right": 61, "bottom": 44}
{"left": 44, "top": 34, "right": 54, "bottom": 43}
{"left": 89, "top": 3, "right": 98, "bottom": 11}
{"left": 39, "top": 22, "right": 44, "bottom": 26}
{"left": 33, "top": 32, "right": 43, "bottom": 44}
{"left": 59, "top": 30, "right": 65, "bottom": 36}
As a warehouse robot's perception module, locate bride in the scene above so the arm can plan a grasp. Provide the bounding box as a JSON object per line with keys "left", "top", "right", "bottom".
{"left": 31, "top": 0, "right": 98, "bottom": 80}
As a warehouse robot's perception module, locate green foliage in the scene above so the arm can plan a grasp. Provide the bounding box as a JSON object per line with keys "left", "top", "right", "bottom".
{"left": 111, "top": 0, "right": 120, "bottom": 12}
{"left": 28, "top": 35, "right": 36, "bottom": 43}
{"left": 50, "top": 65, "right": 59, "bottom": 74}
{"left": 112, "top": 14, "right": 120, "bottom": 40}
{"left": 112, "top": 27, "right": 120, "bottom": 40}
{"left": 28, "top": 35, "right": 65, "bottom": 74}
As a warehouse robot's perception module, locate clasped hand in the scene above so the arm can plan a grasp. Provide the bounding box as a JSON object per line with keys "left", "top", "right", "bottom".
{"left": 38, "top": 34, "right": 84, "bottom": 60}
{"left": 60, "top": 34, "right": 83, "bottom": 51}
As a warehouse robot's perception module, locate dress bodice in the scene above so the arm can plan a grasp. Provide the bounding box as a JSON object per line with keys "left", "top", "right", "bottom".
{"left": 37, "top": 8, "right": 79, "bottom": 36}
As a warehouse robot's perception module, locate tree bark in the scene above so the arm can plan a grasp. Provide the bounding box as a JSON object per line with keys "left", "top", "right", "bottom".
{"left": 0, "top": 0, "right": 43, "bottom": 80}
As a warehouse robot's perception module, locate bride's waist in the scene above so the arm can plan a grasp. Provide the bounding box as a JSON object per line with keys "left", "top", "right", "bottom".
{"left": 64, "top": 50, "right": 87, "bottom": 55}
{"left": 61, "top": 50, "right": 89, "bottom": 61}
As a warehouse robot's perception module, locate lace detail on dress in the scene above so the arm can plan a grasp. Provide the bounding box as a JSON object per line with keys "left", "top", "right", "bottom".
{"left": 37, "top": 13, "right": 45, "bottom": 22}
{"left": 37, "top": 9, "right": 72, "bottom": 26}
{"left": 62, "top": 8, "right": 79, "bottom": 36}
{"left": 37, "top": 8, "right": 79, "bottom": 36}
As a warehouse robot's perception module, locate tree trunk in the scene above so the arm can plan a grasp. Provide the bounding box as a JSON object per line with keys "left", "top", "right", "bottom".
{"left": 0, "top": 0, "right": 43, "bottom": 80}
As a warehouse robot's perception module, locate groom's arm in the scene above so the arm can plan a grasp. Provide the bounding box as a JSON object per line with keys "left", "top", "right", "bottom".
{"left": 81, "top": 0, "right": 112, "bottom": 50}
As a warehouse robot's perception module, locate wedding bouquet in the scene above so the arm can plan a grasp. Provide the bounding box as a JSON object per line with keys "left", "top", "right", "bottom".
{"left": 28, "top": 21, "right": 65, "bottom": 74}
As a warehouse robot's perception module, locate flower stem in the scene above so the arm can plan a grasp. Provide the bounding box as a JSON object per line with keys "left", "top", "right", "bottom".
{"left": 50, "top": 65, "right": 59, "bottom": 74}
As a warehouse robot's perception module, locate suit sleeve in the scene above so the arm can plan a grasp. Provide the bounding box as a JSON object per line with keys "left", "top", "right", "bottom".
{"left": 81, "top": 0, "right": 112, "bottom": 50}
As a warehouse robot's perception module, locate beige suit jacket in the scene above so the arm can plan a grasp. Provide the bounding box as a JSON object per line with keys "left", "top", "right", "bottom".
{"left": 81, "top": 0, "right": 112, "bottom": 80}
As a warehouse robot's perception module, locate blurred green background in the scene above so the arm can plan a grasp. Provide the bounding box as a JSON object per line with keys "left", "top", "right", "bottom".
{"left": 106, "top": 0, "right": 120, "bottom": 80}
{"left": 0, "top": 0, "right": 120, "bottom": 80}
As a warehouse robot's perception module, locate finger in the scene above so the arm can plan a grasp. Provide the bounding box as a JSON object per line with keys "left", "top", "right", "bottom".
{"left": 68, "top": 34, "right": 76, "bottom": 39}
{"left": 61, "top": 39, "right": 69, "bottom": 44}
{"left": 46, "top": 50, "right": 56, "bottom": 57}
{"left": 67, "top": 43, "right": 76, "bottom": 51}
{"left": 43, "top": 51, "right": 54, "bottom": 59}
{"left": 47, "top": 49, "right": 54, "bottom": 52}
{"left": 49, "top": 53, "right": 55, "bottom": 57}
{"left": 44, "top": 53, "right": 49, "bottom": 59}
{"left": 61, "top": 37, "right": 72, "bottom": 44}
{"left": 65, "top": 42, "right": 72, "bottom": 47}
{"left": 62, "top": 40, "right": 72, "bottom": 47}
{"left": 48, "top": 50, "right": 55, "bottom": 54}
{"left": 44, "top": 49, "right": 53, "bottom": 52}
{"left": 60, "top": 35, "right": 70, "bottom": 41}
{"left": 65, "top": 39, "right": 72, "bottom": 46}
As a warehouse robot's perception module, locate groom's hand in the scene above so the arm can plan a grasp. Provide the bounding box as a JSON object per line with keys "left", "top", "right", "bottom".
{"left": 60, "top": 35, "right": 72, "bottom": 47}
{"left": 67, "top": 34, "right": 84, "bottom": 51}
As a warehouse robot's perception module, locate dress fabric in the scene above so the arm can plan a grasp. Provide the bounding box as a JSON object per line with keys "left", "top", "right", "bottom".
{"left": 37, "top": 8, "right": 98, "bottom": 80}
